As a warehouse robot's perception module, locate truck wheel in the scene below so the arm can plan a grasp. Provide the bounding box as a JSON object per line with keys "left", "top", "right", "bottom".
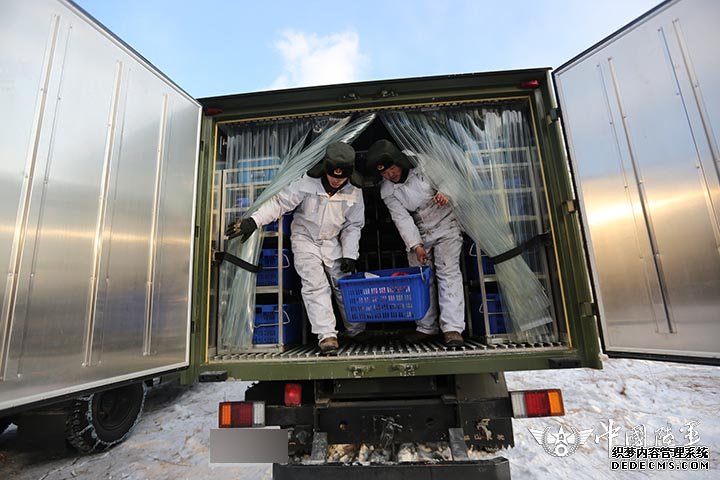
{"left": 65, "top": 382, "right": 146, "bottom": 453}
{"left": 0, "top": 418, "right": 10, "bottom": 435}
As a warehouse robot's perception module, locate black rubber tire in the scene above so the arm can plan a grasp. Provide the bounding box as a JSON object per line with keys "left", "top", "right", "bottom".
{"left": 0, "top": 418, "right": 10, "bottom": 436}
{"left": 65, "top": 382, "right": 146, "bottom": 453}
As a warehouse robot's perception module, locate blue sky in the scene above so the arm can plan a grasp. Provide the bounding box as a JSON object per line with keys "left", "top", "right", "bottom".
{"left": 74, "top": 0, "right": 661, "bottom": 98}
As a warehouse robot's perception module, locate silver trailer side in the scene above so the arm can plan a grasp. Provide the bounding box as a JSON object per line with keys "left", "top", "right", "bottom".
{"left": 555, "top": 0, "right": 720, "bottom": 361}
{"left": 0, "top": 0, "right": 200, "bottom": 412}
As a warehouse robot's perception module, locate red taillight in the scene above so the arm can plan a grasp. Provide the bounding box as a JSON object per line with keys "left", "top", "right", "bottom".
{"left": 511, "top": 389, "right": 564, "bottom": 418}
{"left": 524, "top": 391, "right": 551, "bottom": 416}
{"left": 284, "top": 383, "right": 302, "bottom": 407}
{"left": 520, "top": 79, "right": 540, "bottom": 89}
{"left": 204, "top": 106, "right": 223, "bottom": 116}
{"left": 218, "top": 401, "right": 265, "bottom": 427}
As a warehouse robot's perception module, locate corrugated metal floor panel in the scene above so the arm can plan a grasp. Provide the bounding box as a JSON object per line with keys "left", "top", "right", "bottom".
{"left": 211, "top": 336, "right": 567, "bottom": 362}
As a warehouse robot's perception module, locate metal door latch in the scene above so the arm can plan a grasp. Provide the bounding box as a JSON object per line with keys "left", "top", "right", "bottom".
{"left": 391, "top": 363, "right": 418, "bottom": 376}
{"left": 545, "top": 107, "right": 562, "bottom": 125}
{"left": 374, "top": 89, "right": 398, "bottom": 99}
{"left": 348, "top": 365, "right": 374, "bottom": 378}
{"left": 340, "top": 92, "right": 359, "bottom": 102}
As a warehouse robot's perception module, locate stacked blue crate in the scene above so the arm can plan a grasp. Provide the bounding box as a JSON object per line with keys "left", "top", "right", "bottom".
{"left": 508, "top": 192, "right": 535, "bottom": 217}
{"left": 469, "top": 292, "right": 507, "bottom": 335}
{"left": 234, "top": 169, "right": 275, "bottom": 185}
{"left": 265, "top": 213, "right": 293, "bottom": 234}
{"left": 235, "top": 196, "right": 251, "bottom": 209}
{"left": 504, "top": 166, "right": 530, "bottom": 188}
{"left": 226, "top": 158, "right": 301, "bottom": 348}
{"left": 523, "top": 249, "right": 542, "bottom": 273}
{"left": 253, "top": 303, "right": 303, "bottom": 345}
{"left": 232, "top": 158, "right": 280, "bottom": 185}
{"left": 463, "top": 239, "right": 495, "bottom": 280}
{"left": 257, "top": 248, "right": 299, "bottom": 289}
{"left": 485, "top": 293, "right": 507, "bottom": 334}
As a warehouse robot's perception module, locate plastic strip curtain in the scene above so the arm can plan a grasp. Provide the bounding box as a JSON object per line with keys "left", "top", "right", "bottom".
{"left": 447, "top": 108, "right": 550, "bottom": 294}
{"left": 382, "top": 110, "right": 553, "bottom": 343}
{"left": 217, "top": 118, "right": 325, "bottom": 352}
{"left": 220, "top": 113, "right": 376, "bottom": 351}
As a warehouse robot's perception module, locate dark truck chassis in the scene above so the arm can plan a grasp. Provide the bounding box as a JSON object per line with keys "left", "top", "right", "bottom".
{"left": 244, "top": 374, "right": 515, "bottom": 478}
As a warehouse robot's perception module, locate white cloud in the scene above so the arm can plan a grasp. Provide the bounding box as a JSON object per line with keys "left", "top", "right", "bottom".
{"left": 270, "top": 30, "right": 366, "bottom": 89}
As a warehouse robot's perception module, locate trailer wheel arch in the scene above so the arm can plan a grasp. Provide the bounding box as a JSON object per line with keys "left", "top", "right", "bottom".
{"left": 65, "top": 382, "right": 146, "bottom": 453}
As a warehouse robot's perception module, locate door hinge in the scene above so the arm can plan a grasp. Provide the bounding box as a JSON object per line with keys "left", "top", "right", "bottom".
{"left": 563, "top": 199, "right": 579, "bottom": 214}
{"left": 580, "top": 302, "right": 598, "bottom": 317}
{"left": 545, "top": 107, "right": 562, "bottom": 125}
{"left": 200, "top": 140, "right": 204, "bottom": 152}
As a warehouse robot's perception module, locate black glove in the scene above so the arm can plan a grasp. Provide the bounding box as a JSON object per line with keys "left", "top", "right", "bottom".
{"left": 339, "top": 258, "right": 356, "bottom": 273}
{"left": 225, "top": 217, "right": 257, "bottom": 242}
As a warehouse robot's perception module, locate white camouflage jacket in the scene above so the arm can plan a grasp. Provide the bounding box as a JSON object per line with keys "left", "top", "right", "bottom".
{"left": 251, "top": 175, "right": 365, "bottom": 265}
{"left": 380, "top": 168, "right": 456, "bottom": 250}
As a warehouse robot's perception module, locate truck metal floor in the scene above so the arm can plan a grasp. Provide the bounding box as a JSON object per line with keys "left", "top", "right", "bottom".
{"left": 212, "top": 336, "right": 567, "bottom": 362}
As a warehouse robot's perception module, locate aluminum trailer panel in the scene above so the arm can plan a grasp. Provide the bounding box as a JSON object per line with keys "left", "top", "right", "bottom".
{"left": 555, "top": 0, "right": 720, "bottom": 361}
{"left": 0, "top": 0, "right": 200, "bottom": 411}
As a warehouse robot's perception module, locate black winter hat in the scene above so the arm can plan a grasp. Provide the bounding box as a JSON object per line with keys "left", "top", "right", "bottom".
{"left": 365, "top": 139, "right": 414, "bottom": 173}
{"left": 307, "top": 142, "right": 363, "bottom": 187}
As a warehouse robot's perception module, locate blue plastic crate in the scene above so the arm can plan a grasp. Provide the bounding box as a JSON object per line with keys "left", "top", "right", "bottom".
{"left": 265, "top": 213, "right": 293, "bottom": 234}
{"left": 234, "top": 196, "right": 251, "bottom": 208}
{"left": 250, "top": 170, "right": 274, "bottom": 183}
{"left": 489, "top": 314, "right": 506, "bottom": 334}
{"left": 485, "top": 293, "right": 505, "bottom": 319}
{"left": 469, "top": 292, "right": 507, "bottom": 335}
{"left": 508, "top": 192, "right": 535, "bottom": 217}
{"left": 232, "top": 168, "right": 277, "bottom": 185}
{"left": 503, "top": 166, "right": 531, "bottom": 188}
{"left": 464, "top": 241, "right": 495, "bottom": 279}
{"left": 338, "top": 266, "right": 432, "bottom": 323}
{"left": 523, "top": 249, "right": 542, "bottom": 273}
{"left": 253, "top": 303, "right": 303, "bottom": 345}
{"left": 256, "top": 249, "right": 298, "bottom": 288}
{"left": 233, "top": 158, "right": 281, "bottom": 170}
{"left": 469, "top": 292, "right": 483, "bottom": 329}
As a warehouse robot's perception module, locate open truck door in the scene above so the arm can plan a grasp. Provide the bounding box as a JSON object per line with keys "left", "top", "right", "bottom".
{"left": 554, "top": 0, "right": 720, "bottom": 364}
{"left": 0, "top": 0, "right": 200, "bottom": 450}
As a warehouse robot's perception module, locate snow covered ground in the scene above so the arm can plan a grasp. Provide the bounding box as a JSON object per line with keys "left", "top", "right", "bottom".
{"left": 0, "top": 357, "right": 717, "bottom": 479}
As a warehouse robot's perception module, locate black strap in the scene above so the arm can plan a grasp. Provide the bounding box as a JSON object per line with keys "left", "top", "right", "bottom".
{"left": 490, "top": 232, "right": 551, "bottom": 265}
{"left": 214, "top": 251, "right": 261, "bottom": 273}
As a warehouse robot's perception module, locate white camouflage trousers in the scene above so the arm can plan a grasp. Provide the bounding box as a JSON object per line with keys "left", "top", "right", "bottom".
{"left": 293, "top": 251, "right": 365, "bottom": 343}
{"left": 407, "top": 221, "right": 465, "bottom": 335}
